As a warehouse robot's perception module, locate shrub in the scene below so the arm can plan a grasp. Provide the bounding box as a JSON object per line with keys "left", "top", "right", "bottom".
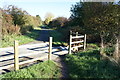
{"left": 104, "top": 47, "right": 115, "bottom": 56}
{"left": 20, "top": 25, "right": 34, "bottom": 34}
{"left": 48, "top": 17, "right": 68, "bottom": 28}
{"left": 2, "top": 25, "right": 20, "bottom": 35}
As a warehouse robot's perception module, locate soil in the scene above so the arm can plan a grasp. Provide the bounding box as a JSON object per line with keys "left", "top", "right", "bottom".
{"left": 53, "top": 55, "right": 69, "bottom": 78}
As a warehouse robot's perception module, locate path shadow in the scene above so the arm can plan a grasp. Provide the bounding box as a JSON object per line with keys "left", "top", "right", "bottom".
{"left": 36, "top": 29, "right": 51, "bottom": 42}
{"left": 0, "top": 51, "right": 14, "bottom": 57}
{"left": 27, "top": 45, "right": 49, "bottom": 51}
{"left": 24, "top": 28, "right": 52, "bottom": 42}
{"left": 0, "top": 56, "right": 34, "bottom": 67}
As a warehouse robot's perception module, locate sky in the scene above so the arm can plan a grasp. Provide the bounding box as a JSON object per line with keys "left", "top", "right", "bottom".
{"left": 1, "top": 0, "right": 119, "bottom": 20}
{"left": 0, "top": 0, "right": 80, "bottom": 20}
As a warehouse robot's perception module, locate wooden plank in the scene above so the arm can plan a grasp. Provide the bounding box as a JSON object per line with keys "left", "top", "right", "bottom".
{"left": 69, "top": 34, "right": 72, "bottom": 54}
{"left": 76, "top": 32, "right": 79, "bottom": 51}
{"left": 72, "top": 35, "right": 84, "bottom": 39}
{"left": 71, "top": 40, "right": 84, "bottom": 44}
{"left": 14, "top": 40, "right": 19, "bottom": 71}
{"left": 72, "top": 45, "right": 83, "bottom": 49}
{"left": 48, "top": 37, "right": 52, "bottom": 60}
{"left": 84, "top": 34, "right": 86, "bottom": 50}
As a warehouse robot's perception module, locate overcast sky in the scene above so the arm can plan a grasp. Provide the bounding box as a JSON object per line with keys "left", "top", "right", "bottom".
{"left": 0, "top": 0, "right": 80, "bottom": 20}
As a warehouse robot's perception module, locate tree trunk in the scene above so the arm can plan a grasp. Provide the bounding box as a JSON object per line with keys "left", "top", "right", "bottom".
{"left": 100, "top": 34, "right": 104, "bottom": 55}
{"left": 114, "top": 35, "right": 119, "bottom": 61}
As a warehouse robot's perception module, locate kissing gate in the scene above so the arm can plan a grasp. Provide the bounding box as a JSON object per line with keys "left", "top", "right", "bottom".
{"left": 69, "top": 31, "right": 86, "bottom": 54}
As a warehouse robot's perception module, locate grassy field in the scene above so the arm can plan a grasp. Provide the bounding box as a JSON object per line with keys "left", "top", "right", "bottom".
{"left": 2, "top": 28, "right": 40, "bottom": 48}
{"left": 65, "top": 48, "right": 120, "bottom": 78}
{"left": 50, "top": 30, "right": 68, "bottom": 46}
{"left": 0, "top": 61, "right": 61, "bottom": 78}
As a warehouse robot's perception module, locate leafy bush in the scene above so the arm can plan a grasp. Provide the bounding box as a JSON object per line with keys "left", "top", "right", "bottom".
{"left": 2, "top": 5, "right": 42, "bottom": 35}
{"left": 20, "top": 25, "right": 34, "bottom": 34}
{"left": 50, "top": 30, "right": 68, "bottom": 46}
{"left": 48, "top": 17, "right": 68, "bottom": 28}
{"left": 104, "top": 47, "right": 115, "bottom": 56}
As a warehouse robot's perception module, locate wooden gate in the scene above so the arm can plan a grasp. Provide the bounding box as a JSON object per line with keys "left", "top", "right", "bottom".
{"left": 68, "top": 31, "right": 86, "bottom": 54}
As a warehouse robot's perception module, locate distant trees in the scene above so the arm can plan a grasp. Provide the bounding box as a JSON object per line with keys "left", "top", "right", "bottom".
{"left": 44, "top": 12, "right": 54, "bottom": 25}
{"left": 48, "top": 17, "right": 68, "bottom": 28}
{"left": 6, "top": 5, "right": 28, "bottom": 26}
{"left": 2, "top": 8, "right": 20, "bottom": 35}
{"left": 2, "top": 5, "right": 42, "bottom": 35}
{"left": 36, "top": 15, "right": 42, "bottom": 26}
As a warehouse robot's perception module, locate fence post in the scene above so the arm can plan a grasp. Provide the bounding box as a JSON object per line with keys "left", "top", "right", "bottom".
{"left": 84, "top": 34, "right": 86, "bottom": 50}
{"left": 0, "top": 11, "right": 2, "bottom": 48}
{"left": 14, "top": 40, "right": 19, "bottom": 71}
{"left": 69, "top": 31, "right": 72, "bottom": 54}
{"left": 76, "top": 32, "right": 78, "bottom": 51}
{"left": 76, "top": 32, "right": 78, "bottom": 36}
{"left": 48, "top": 37, "right": 52, "bottom": 60}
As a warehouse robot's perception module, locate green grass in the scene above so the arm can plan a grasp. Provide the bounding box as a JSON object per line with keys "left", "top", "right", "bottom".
{"left": 50, "top": 30, "right": 68, "bottom": 46}
{"left": 86, "top": 43, "right": 100, "bottom": 50}
{"left": 65, "top": 49, "right": 120, "bottom": 78}
{"left": 0, "top": 61, "right": 61, "bottom": 78}
{"left": 2, "top": 28, "right": 40, "bottom": 48}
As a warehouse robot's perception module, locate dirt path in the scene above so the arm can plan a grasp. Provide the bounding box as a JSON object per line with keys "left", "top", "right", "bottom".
{"left": 37, "top": 28, "right": 51, "bottom": 42}
{"left": 26, "top": 28, "right": 52, "bottom": 44}
{"left": 54, "top": 55, "right": 69, "bottom": 78}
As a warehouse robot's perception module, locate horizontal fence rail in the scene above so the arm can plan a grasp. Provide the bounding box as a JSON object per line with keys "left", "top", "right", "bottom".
{"left": 0, "top": 50, "right": 48, "bottom": 62}
{"left": 71, "top": 40, "right": 84, "bottom": 44}
{"left": 69, "top": 31, "right": 86, "bottom": 54}
{"left": 71, "top": 45, "right": 84, "bottom": 49}
{"left": 0, "top": 37, "right": 53, "bottom": 71}
{"left": 71, "top": 35, "right": 84, "bottom": 39}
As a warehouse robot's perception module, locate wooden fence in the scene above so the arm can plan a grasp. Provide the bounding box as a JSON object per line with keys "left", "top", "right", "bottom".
{"left": 0, "top": 37, "right": 53, "bottom": 71}
{"left": 69, "top": 31, "right": 86, "bottom": 54}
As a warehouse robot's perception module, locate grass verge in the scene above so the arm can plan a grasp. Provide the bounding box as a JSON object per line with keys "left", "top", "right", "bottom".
{"left": 0, "top": 61, "right": 61, "bottom": 78}
{"left": 65, "top": 49, "right": 120, "bottom": 78}
{"left": 2, "top": 28, "right": 40, "bottom": 48}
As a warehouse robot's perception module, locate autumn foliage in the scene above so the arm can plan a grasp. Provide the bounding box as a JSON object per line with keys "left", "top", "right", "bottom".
{"left": 1, "top": 5, "right": 42, "bottom": 35}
